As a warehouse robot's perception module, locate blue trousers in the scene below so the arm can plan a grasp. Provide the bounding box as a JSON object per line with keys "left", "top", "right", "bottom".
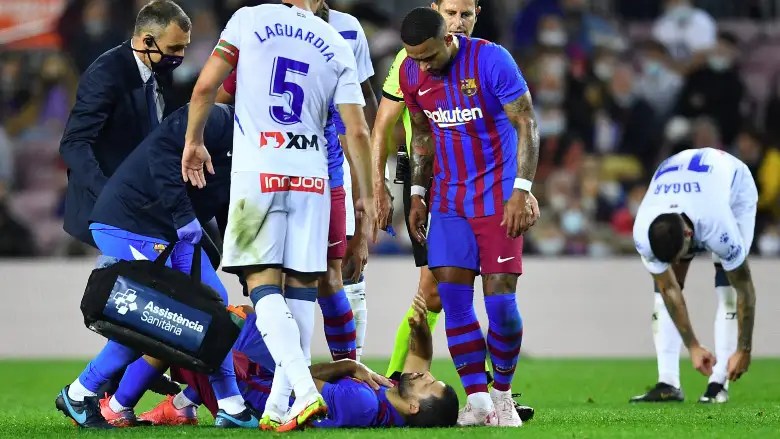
{"left": 75, "top": 225, "right": 240, "bottom": 405}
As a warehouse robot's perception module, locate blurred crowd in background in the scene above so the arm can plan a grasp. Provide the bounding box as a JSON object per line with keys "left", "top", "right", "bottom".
{"left": 1, "top": 0, "right": 780, "bottom": 258}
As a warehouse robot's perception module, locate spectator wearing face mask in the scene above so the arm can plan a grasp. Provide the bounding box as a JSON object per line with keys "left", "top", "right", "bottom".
{"left": 57, "top": 0, "right": 127, "bottom": 73}
{"left": 635, "top": 40, "right": 683, "bottom": 124}
{"left": 4, "top": 54, "right": 79, "bottom": 138}
{"left": 652, "top": 0, "right": 716, "bottom": 74}
{"left": 594, "top": 63, "right": 659, "bottom": 175}
{"left": 512, "top": 0, "right": 620, "bottom": 58}
{"left": 675, "top": 32, "right": 745, "bottom": 146}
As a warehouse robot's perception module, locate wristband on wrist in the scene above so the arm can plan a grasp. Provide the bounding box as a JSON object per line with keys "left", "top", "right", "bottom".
{"left": 513, "top": 178, "right": 532, "bottom": 192}
{"left": 410, "top": 185, "right": 427, "bottom": 198}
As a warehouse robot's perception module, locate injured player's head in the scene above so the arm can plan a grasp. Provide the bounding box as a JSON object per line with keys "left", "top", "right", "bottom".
{"left": 387, "top": 370, "right": 459, "bottom": 427}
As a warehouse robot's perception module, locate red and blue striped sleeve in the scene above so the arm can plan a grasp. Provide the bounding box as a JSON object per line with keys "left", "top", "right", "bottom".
{"left": 399, "top": 58, "right": 423, "bottom": 115}
{"left": 482, "top": 43, "right": 528, "bottom": 106}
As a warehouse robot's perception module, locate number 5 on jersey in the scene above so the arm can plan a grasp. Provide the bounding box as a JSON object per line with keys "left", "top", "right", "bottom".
{"left": 270, "top": 56, "right": 309, "bottom": 125}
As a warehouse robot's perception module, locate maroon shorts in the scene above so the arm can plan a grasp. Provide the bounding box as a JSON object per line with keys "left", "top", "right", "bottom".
{"left": 170, "top": 351, "right": 273, "bottom": 418}
{"left": 428, "top": 211, "right": 523, "bottom": 275}
{"left": 170, "top": 366, "right": 219, "bottom": 417}
{"left": 327, "top": 186, "right": 347, "bottom": 260}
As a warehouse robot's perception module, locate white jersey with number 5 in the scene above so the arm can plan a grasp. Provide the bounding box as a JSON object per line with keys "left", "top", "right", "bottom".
{"left": 215, "top": 4, "right": 365, "bottom": 178}
{"left": 633, "top": 148, "right": 758, "bottom": 274}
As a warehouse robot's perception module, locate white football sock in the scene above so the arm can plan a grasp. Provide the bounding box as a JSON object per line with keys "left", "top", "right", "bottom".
{"left": 653, "top": 292, "right": 683, "bottom": 389}
{"left": 711, "top": 286, "right": 737, "bottom": 387}
{"left": 286, "top": 292, "right": 316, "bottom": 365}
{"left": 67, "top": 379, "right": 97, "bottom": 402}
{"left": 254, "top": 292, "right": 318, "bottom": 404}
{"left": 345, "top": 280, "right": 367, "bottom": 362}
{"left": 172, "top": 391, "right": 196, "bottom": 410}
{"left": 217, "top": 395, "right": 246, "bottom": 415}
{"left": 264, "top": 362, "right": 292, "bottom": 418}
{"left": 108, "top": 395, "right": 129, "bottom": 413}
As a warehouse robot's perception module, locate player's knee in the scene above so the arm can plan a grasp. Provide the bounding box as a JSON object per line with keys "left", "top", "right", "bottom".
{"left": 244, "top": 268, "right": 283, "bottom": 290}
{"left": 483, "top": 273, "right": 518, "bottom": 296}
{"left": 431, "top": 267, "right": 475, "bottom": 285}
{"left": 286, "top": 271, "right": 319, "bottom": 288}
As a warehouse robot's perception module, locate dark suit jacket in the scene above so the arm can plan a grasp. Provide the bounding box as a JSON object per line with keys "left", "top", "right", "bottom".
{"left": 59, "top": 40, "right": 176, "bottom": 246}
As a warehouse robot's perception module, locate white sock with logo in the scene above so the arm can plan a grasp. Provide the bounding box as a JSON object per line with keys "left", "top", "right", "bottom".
{"left": 253, "top": 291, "right": 318, "bottom": 406}
{"left": 345, "top": 280, "right": 367, "bottom": 362}
{"left": 653, "top": 292, "right": 683, "bottom": 389}
{"left": 711, "top": 286, "right": 737, "bottom": 387}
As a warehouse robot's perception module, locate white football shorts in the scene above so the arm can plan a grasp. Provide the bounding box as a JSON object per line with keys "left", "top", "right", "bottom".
{"left": 222, "top": 171, "right": 330, "bottom": 274}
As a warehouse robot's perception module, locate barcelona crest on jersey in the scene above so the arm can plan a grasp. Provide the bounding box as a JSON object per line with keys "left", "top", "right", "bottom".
{"left": 460, "top": 78, "right": 478, "bottom": 96}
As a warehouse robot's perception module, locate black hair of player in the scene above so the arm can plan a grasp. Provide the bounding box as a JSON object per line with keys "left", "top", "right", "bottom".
{"left": 648, "top": 213, "right": 685, "bottom": 263}
{"left": 405, "top": 384, "right": 459, "bottom": 428}
{"left": 401, "top": 7, "right": 447, "bottom": 46}
{"left": 134, "top": 0, "right": 191, "bottom": 35}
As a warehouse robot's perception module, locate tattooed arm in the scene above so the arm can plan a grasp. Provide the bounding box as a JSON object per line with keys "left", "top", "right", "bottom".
{"left": 410, "top": 110, "right": 434, "bottom": 188}
{"left": 724, "top": 261, "right": 756, "bottom": 353}
{"left": 503, "top": 91, "right": 539, "bottom": 183}
{"left": 500, "top": 91, "right": 540, "bottom": 236}
{"left": 654, "top": 267, "right": 717, "bottom": 376}
{"left": 407, "top": 111, "right": 434, "bottom": 243}
{"left": 723, "top": 260, "right": 756, "bottom": 380}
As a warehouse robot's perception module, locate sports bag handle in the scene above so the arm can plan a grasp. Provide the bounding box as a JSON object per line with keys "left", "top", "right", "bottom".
{"left": 153, "top": 241, "right": 202, "bottom": 285}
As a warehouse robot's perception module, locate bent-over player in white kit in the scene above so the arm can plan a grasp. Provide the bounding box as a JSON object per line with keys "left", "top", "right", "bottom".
{"left": 631, "top": 148, "right": 758, "bottom": 404}
{"left": 181, "top": 0, "right": 374, "bottom": 432}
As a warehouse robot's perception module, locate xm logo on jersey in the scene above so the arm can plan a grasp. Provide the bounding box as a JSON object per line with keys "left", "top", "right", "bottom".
{"left": 260, "top": 131, "right": 320, "bottom": 151}
{"left": 104, "top": 276, "right": 211, "bottom": 352}
{"left": 260, "top": 173, "right": 326, "bottom": 194}
{"left": 423, "top": 107, "right": 483, "bottom": 128}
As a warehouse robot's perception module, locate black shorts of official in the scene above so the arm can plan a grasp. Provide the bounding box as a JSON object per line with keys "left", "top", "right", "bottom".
{"left": 401, "top": 170, "right": 431, "bottom": 268}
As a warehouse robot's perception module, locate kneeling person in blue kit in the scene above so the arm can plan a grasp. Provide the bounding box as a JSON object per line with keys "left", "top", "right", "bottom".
{"left": 55, "top": 103, "right": 259, "bottom": 429}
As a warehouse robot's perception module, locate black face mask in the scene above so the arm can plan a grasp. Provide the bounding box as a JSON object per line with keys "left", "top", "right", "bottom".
{"left": 133, "top": 36, "right": 183, "bottom": 75}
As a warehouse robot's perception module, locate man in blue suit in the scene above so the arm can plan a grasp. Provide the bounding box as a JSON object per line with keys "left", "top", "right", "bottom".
{"left": 59, "top": 0, "right": 191, "bottom": 248}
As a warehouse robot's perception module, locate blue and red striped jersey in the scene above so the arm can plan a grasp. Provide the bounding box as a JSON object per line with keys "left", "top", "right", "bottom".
{"left": 399, "top": 35, "right": 528, "bottom": 218}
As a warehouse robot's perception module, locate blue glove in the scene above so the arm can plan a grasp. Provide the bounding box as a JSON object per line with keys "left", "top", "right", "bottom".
{"left": 386, "top": 225, "right": 397, "bottom": 237}
{"left": 177, "top": 218, "right": 203, "bottom": 244}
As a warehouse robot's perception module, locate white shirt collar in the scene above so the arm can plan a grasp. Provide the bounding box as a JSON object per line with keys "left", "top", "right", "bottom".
{"left": 131, "top": 43, "right": 154, "bottom": 84}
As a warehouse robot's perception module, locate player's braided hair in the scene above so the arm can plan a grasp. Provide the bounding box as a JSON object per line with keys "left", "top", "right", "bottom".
{"left": 648, "top": 213, "right": 686, "bottom": 263}
{"left": 400, "top": 7, "right": 446, "bottom": 46}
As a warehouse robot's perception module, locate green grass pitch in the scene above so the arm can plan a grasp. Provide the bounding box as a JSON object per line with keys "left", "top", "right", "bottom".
{"left": 1, "top": 358, "right": 779, "bottom": 438}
